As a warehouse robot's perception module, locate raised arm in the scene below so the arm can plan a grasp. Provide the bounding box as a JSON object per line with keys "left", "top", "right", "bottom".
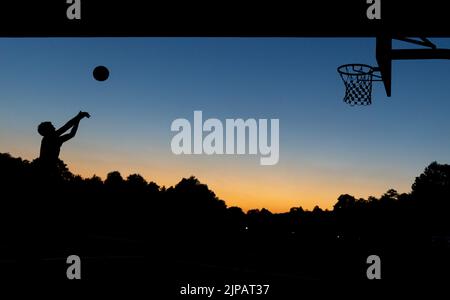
{"left": 57, "top": 111, "right": 90, "bottom": 142}
{"left": 59, "top": 121, "right": 80, "bottom": 143}
{"left": 55, "top": 111, "right": 89, "bottom": 136}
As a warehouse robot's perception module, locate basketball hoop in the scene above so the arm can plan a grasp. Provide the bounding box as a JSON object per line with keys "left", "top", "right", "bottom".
{"left": 337, "top": 64, "right": 382, "bottom": 106}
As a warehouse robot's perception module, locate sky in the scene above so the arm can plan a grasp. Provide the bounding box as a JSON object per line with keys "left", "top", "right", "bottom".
{"left": 1, "top": 37, "right": 450, "bottom": 212}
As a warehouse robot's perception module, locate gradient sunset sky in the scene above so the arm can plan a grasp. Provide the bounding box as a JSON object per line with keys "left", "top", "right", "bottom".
{"left": 1, "top": 38, "right": 450, "bottom": 212}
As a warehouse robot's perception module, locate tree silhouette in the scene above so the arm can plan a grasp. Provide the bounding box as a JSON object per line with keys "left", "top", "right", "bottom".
{"left": 0, "top": 152, "right": 448, "bottom": 280}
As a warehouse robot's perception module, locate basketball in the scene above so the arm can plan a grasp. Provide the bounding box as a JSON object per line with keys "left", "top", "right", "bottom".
{"left": 93, "top": 65, "right": 110, "bottom": 81}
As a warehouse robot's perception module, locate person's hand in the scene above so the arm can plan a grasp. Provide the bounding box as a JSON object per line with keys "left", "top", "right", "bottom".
{"left": 77, "top": 111, "right": 91, "bottom": 119}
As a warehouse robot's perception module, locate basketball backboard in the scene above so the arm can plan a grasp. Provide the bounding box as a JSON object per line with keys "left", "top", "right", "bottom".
{"left": 375, "top": 36, "right": 392, "bottom": 97}
{"left": 339, "top": 37, "right": 450, "bottom": 105}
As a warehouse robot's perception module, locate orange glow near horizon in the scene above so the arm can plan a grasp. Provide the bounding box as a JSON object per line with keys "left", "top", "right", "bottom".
{"left": 49, "top": 152, "right": 413, "bottom": 213}
{"left": 1, "top": 132, "right": 413, "bottom": 214}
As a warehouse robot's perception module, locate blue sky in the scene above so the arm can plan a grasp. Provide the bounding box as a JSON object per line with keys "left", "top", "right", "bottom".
{"left": 1, "top": 37, "right": 450, "bottom": 211}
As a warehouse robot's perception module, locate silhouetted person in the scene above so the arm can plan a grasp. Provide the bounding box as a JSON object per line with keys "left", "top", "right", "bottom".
{"left": 37, "top": 111, "right": 90, "bottom": 173}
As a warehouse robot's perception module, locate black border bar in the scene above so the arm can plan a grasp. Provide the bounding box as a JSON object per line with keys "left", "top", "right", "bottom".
{"left": 1, "top": 1, "right": 450, "bottom": 37}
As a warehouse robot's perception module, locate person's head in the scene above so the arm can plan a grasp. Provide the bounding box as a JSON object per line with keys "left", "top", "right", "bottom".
{"left": 37, "top": 122, "right": 55, "bottom": 137}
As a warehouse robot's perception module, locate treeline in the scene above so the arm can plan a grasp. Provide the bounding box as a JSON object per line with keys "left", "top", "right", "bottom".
{"left": 0, "top": 152, "right": 448, "bottom": 236}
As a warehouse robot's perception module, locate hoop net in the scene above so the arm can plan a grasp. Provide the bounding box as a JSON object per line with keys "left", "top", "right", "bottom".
{"left": 337, "top": 64, "right": 378, "bottom": 106}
